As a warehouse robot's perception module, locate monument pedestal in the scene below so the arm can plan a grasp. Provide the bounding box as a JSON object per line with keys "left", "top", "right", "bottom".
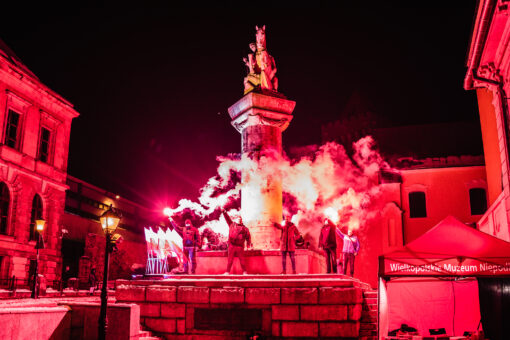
{"left": 116, "top": 274, "right": 372, "bottom": 339}
{"left": 228, "top": 91, "right": 296, "bottom": 250}
{"left": 195, "top": 248, "right": 324, "bottom": 275}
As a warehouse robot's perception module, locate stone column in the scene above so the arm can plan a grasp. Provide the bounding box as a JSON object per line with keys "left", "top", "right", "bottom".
{"left": 228, "top": 92, "right": 296, "bottom": 249}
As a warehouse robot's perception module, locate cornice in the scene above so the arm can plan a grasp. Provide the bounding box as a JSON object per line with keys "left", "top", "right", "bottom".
{"left": 0, "top": 58, "right": 79, "bottom": 120}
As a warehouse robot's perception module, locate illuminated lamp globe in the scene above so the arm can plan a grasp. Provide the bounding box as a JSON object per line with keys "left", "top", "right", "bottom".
{"left": 35, "top": 219, "right": 45, "bottom": 232}
{"left": 100, "top": 206, "right": 121, "bottom": 234}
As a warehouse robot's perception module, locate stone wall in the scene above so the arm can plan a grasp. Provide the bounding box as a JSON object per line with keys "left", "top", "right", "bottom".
{"left": 0, "top": 301, "right": 140, "bottom": 340}
{"left": 196, "top": 249, "right": 325, "bottom": 275}
{"left": 62, "top": 301, "right": 140, "bottom": 339}
{"left": 116, "top": 275, "right": 367, "bottom": 339}
{"left": 0, "top": 306, "right": 70, "bottom": 340}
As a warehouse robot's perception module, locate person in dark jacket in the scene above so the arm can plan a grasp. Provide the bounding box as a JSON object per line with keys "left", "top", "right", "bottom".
{"left": 222, "top": 210, "right": 252, "bottom": 274}
{"left": 88, "top": 267, "right": 97, "bottom": 295}
{"left": 273, "top": 215, "right": 301, "bottom": 274}
{"left": 62, "top": 265, "right": 71, "bottom": 289}
{"left": 169, "top": 217, "right": 201, "bottom": 274}
{"left": 318, "top": 218, "right": 337, "bottom": 273}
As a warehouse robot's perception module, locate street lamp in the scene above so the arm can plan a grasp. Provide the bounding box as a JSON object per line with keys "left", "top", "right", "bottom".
{"left": 98, "top": 205, "right": 121, "bottom": 340}
{"left": 31, "top": 219, "right": 45, "bottom": 299}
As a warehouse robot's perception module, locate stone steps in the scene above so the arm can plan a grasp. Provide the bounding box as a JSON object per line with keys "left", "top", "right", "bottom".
{"left": 363, "top": 290, "right": 378, "bottom": 298}
{"left": 118, "top": 277, "right": 364, "bottom": 291}
{"left": 118, "top": 274, "right": 373, "bottom": 291}
{"left": 361, "top": 310, "right": 377, "bottom": 322}
{"left": 360, "top": 289, "right": 378, "bottom": 337}
{"left": 364, "top": 302, "right": 377, "bottom": 311}
{"left": 363, "top": 297, "right": 377, "bottom": 304}
{"left": 138, "top": 330, "right": 151, "bottom": 337}
{"left": 360, "top": 323, "right": 377, "bottom": 331}
{"left": 137, "top": 273, "right": 358, "bottom": 281}
{"left": 138, "top": 328, "right": 162, "bottom": 340}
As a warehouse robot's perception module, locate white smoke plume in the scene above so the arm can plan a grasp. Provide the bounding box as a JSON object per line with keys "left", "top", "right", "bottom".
{"left": 166, "top": 136, "right": 391, "bottom": 246}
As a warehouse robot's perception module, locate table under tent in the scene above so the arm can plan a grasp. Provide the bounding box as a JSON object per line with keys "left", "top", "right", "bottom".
{"left": 378, "top": 216, "right": 510, "bottom": 340}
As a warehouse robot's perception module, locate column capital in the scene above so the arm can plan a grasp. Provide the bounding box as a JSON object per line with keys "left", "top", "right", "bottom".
{"left": 228, "top": 92, "right": 296, "bottom": 133}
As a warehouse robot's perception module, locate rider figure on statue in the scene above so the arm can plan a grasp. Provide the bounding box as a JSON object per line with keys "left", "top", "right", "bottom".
{"left": 243, "top": 25, "right": 279, "bottom": 95}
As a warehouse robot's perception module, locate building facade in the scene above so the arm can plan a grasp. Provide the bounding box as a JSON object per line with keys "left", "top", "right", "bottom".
{"left": 397, "top": 159, "right": 487, "bottom": 244}
{"left": 0, "top": 39, "right": 79, "bottom": 285}
{"left": 355, "top": 156, "right": 487, "bottom": 286}
{"left": 63, "top": 175, "right": 156, "bottom": 283}
{"left": 465, "top": 0, "right": 510, "bottom": 241}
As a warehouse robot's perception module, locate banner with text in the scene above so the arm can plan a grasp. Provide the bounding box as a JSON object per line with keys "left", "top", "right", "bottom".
{"left": 381, "top": 257, "right": 510, "bottom": 276}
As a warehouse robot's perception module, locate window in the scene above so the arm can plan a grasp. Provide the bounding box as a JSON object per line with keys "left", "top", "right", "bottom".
{"left": 38, "top": 127, "right": 51, "bottom": 163}
{"left": 0, "top": 183, "right": 10, "bottom": 235}
{"left": 29, "top": 195, "right": 43, "bottom": 241}
{"left": 469, "top": 188, "right": 487, "bottom": 215}
{"left": 409, "top": 191, "right": 427, "bottom": 218}
{"left": 4, "top": 109, "right": 21, "bottom": 149}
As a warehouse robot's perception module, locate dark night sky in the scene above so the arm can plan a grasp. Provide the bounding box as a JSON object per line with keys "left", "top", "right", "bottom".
{"left": 0, "top": 3, "right": 480, "bottom": 208}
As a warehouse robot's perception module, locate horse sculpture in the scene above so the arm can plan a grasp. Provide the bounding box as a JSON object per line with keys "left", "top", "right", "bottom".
{"left": 243, "top": 25, "right": 279, "bottom": 94}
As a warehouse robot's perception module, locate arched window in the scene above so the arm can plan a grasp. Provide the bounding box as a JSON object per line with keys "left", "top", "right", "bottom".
{"left": 469, "top": 188, "right": 487, "bottom": 215}
{"left": 0, "top": 183, "right": 10, "bottom": 235}
{"left": 409, "top": 191, "right": 427, "bottom": 218}
{"left": 29, "top": 195, "right": 43, "bottom": 241}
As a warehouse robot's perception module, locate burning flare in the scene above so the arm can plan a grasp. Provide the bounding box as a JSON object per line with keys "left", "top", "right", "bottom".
{"left": 324, "top": 207, "right": 339, "bottom": 224}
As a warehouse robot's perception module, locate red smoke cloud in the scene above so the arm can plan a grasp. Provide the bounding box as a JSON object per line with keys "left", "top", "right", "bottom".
{"left": 166, "top": 136, "right": 391, "bottom": 247}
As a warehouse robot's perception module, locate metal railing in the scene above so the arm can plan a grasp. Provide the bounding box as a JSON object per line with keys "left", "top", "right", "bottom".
{"left": 0, "top": 276, "right": 116, "bottom": 298}
{"left": 0, "top": 276, "right": 63, "bottom": 293}
{"left": 0, "top": 276, "right": 31, "bottom": 290}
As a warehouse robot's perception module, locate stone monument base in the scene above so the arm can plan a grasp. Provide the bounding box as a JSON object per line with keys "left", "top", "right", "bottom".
{"left": 115, "top": 274, "right": 373, "bottom": 339}
{"left": 194, "top": 248, "right": 325, "bottom": 275}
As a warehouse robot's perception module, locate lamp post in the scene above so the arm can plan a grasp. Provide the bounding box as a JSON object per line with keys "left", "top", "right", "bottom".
{"left": 31, "top": 219, "right": 45, "bottom": 299}
{"left": 98, "top": 205, "right": 120, "bottom": 340}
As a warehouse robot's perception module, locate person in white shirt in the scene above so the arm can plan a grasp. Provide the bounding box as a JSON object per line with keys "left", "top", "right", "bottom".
{"left": 336, "top": 227, "right": 360, "bottom": 276}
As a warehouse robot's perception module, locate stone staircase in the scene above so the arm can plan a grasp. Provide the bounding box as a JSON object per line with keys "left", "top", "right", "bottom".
{"left": 138, "top": 328, "right": 163, "bottom": 340}
{"left": 360, "top": 289, "right": 378, "bottom": 340}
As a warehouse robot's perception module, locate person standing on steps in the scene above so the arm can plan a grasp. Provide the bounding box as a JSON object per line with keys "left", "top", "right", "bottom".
{"left": 169, "top": 217, "right": 201, "bottom": 274}
{"left": 88, "top": 267, "right": 97, "bottom": 295}
{"left": 336, "top": 226, "right": 360, "bottom": 276}
{"left": 222, "top": 209, "right": 252, "bottom": 274}
{"left": 273, "top": 215, "right": 301, "bottom": 274}
{"left": 318, "top": 218, "right": 337, "bottom": 273}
